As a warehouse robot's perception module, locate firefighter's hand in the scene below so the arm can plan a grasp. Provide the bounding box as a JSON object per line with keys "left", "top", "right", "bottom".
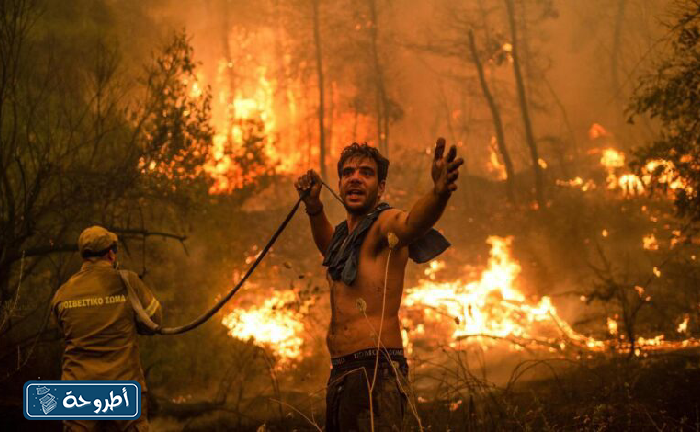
{"left": 295, "top": 169, "right": 323, "bottom": 210}
{"left": 432, "top": 137, "right": 464, "bottom": 197}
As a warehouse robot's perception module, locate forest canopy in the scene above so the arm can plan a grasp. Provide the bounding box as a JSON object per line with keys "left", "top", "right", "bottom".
{"left": 630, "top": 0, "right": 700, "bottom": 222}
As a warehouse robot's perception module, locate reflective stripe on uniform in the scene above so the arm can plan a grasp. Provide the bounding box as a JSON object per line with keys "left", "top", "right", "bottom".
{"left": 144, "top": 298, "right": 160, "bottom": 317}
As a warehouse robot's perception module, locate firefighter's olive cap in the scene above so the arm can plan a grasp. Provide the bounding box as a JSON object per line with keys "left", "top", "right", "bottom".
{"left": 78, "top": 226, "right": 117, "bottom": 254}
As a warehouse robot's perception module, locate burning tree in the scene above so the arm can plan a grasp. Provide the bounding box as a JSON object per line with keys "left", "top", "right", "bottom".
{"left": 423, "top": 0, "right": 561, "bottom": 207}
{"left": 0, "top": 0, "right": 212, "bottom": 377}
{"left": 630, "top": 0, "right": 700, "bottom": 224}
{"left": 138, "top": 32, "right": 213, "bottom": 191}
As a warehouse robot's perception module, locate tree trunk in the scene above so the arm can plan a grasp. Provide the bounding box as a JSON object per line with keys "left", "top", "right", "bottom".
{"left": 328, "top": 81, "right": 335, "bottom": 160}
{"left": 505, "top": 0, "right": 544, "bottom": 210}
{"left": 273, "top": 0, "right": 295, "bottom": 151}
{"left": 218, "top": 0, "right": 236, "bottom": 145}
{"left": 544, "top": 78, "right": 578, "bottom": 176}
{"left": 612, "top": 0, "right": 627, "bottom": 149}
{"left": 468, "top": 29, "right": 516, "bottom": 203}
{"left": 367, "top": 0, "right": 390, "bottom": 157}
{"left": 311, "top": 0, "right": 327, "bottom": 180}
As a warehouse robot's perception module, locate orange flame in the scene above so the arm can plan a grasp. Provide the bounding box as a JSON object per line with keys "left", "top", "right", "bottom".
{"left": 601, "top": 148, "right": 625, "bottom": 170}
{"left": 487, "top": 137, "right": 507, "bottom": 180}
{"left": 221, "top": 236, "right": 699, "bottom": 361}
{"left": 403, "top": 236, "right": 604, "bottom": 352}
{"left": 191, "top": 28, "right": 377, "bottom": 194}
{"left": 598, "top": 148, "right": 694, "bottom": 197}
{"left": 588, "top": 123, "right": 609, "bottom": 140}
{"left": 642, "top": 234, "right": 659, "bottom": 251}
{"left": 221, "top": 290, "right": 305, "bottom": 361}
{"left": 556, "top": 176, "right": 596, "bottom": 191}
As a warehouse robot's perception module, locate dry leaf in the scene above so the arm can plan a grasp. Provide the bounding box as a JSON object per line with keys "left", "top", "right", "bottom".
{"left": 356, "top": 298, "right": 367, "bottom": 313}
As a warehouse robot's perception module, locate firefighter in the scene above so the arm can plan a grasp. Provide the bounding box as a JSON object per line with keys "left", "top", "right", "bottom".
{"left": 50, "top": 226, "right": 162, "bottom": 432}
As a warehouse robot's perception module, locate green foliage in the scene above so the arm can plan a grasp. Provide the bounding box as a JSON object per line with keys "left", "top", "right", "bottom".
{"left": 630, "top": 0, "right": 700, "bottom": 221}
{"left": 138, "top": 32, "right": 213, "bottom": 194}
{"left": 0, "top": 0, "right": 213, "bottom": 346}
{"left": 231, "top": 119, "right": 275, "bottom": 190}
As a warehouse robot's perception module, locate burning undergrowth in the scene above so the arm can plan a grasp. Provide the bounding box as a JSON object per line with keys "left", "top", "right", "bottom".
{"left": 179, "top": 122, "right": 698, "bottom": 368}
{"left": 133, "top": 27, "right": 700, "bottom": 426}
{"left": 219, "top": 228, "right": 699, "bottom": 369}
{"left": 126, "top": 118, "right": 700, "bottom": 430}
{"left": 131, "top": 70, "right": 700, "bottom": 423}
{"left": 146, "top": 162, "right": 700, "bottom": 429}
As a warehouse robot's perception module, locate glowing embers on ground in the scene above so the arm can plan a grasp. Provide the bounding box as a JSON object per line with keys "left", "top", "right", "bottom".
{"left": 221, "top": 290, "right": 305, "bottom": 361}
{"left": 605, "top": 314, "right": 699, "bottom": 356}
{"left": 598, "top": 147, "right": 693, "bottom": 197}
{"left": 403, "top": 236, "right": 604, "bottom": 353}
{"left": 556, "top": 124, "right": 693, "bottom": 196}
{"left": 556, "top": 176, "right": 596, "bottom": 191}
{"left": 600, "top": 148, "right": 646, "bottom": 195}
{"left": 642, "top": 233, "right": 659, "bottom": 251}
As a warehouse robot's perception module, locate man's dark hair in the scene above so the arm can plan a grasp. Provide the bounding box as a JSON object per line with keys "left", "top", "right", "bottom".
{"left": 337, "top": 143, "right": 390, "bottom": 182}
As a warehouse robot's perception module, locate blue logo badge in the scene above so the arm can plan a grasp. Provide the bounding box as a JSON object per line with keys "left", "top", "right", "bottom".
{"left": 24, "top": 381, "right": 141, "bottom": 420}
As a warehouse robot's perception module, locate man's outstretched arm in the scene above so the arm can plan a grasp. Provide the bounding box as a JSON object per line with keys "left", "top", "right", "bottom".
{"left": 378, "top": 138, "right": 463, "bottom": 246}
{"left": 295, "top": 169, "right": 334, "bottom": 255}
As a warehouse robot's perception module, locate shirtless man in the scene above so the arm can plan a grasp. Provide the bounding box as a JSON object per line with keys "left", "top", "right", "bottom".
{"left": 295, "top": 139, "right": 463, "bottom": 431}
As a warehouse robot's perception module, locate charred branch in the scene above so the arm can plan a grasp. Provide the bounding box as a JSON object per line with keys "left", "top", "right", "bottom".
{"left": 367, "top": 0, "right": 390, "bottom": 157}
{"left": 311, "top": 0, "right": 327, "bottom": 181}
{"left": 468, "top": 29, "right": 516, "bottom": 203}
{"left": 504, "top": 0, "right": 545, "bottom": 210}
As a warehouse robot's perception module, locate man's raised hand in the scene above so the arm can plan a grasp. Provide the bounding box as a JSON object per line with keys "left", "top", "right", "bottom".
{"left": 431, "top": 137, "right": 464, "bottom": 197}
{"left": 294, "top": 169, "right": 323, "bottom": 209}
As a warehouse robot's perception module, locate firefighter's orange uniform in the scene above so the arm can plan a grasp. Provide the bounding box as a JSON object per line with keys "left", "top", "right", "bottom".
{"left": 50, "top": 226, "right": 162, "bottom": 432}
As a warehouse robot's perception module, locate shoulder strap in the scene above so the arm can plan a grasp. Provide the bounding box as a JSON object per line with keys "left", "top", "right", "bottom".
{"left": 118, "top": 270, "right": 161, "bottom": 335}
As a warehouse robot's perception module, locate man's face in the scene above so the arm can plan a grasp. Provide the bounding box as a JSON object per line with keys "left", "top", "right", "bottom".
{"left": 338, "top": 156, "right": 385, "bottom": 215}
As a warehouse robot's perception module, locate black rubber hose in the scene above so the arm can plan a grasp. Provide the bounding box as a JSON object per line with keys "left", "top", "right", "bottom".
{"left": 157, "top": 195, "right": 305, "bottom": 335}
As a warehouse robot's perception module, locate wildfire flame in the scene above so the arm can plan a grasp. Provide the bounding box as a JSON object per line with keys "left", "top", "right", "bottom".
{"left": 188, "top": 27, "right": 377, "bottom": 194}
{"left": 607, "top": 317, "right": 618, "bottom": 336}
{"left": 556, "top": 176, "right": 596, "bottom": 191}
{"left": 597, "top": 147, "right": 693, "bottom": 197}
{"left": 588, "top": 123, "right": 609, "bottom": 140}
{"left": 643, "top": 234, "right": 659, "bottom": 251}
{"left": 677, "top": 315, "right": 690, "bottom": 334}
{"left": 402, "top": 236, "right": 604, "bottom": 352}
{"left": 488, "top": 137, "right": 507, "bottom": 180}
{"left": 600, "top": 148, "right": 625, "bottom": 169}
{"left": 555, "top": 145, "right": 690, "bottom": 197}
{"left": 221, "top": 235, "right": 699, "bottom": 362}
{"left": 643, "top": 159, "right": 693, "bottom": 191}
{"left": 201, "top": 63, "right": 291, "bottom": 194}
{"left": 222, "top": 290, "right": 305, "bottom": 361}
